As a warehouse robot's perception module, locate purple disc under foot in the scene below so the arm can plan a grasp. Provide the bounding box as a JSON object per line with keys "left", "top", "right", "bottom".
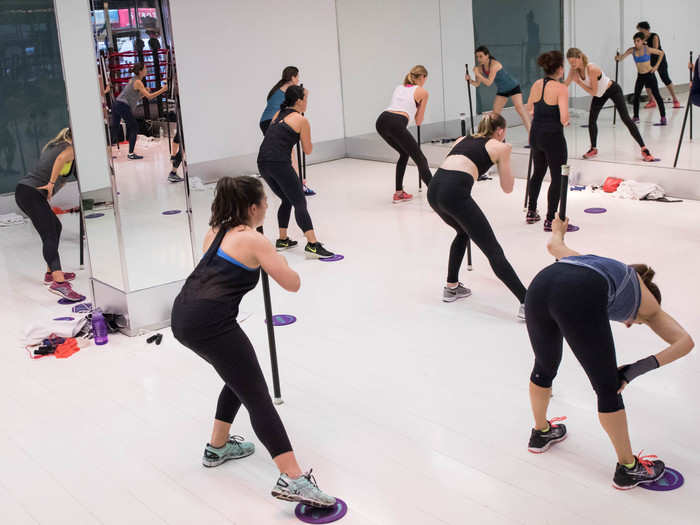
{"left": 85, "top": 213, "right": 104, "bottom": 219}
{"left": 295, "top": 498, "right": 348, "bottom": 524}
{"left": 580, "top": 124, "right": 589, "bottom": 128}
{"left": 58, "top": 296, "right": 86, "bottom": 305}
{"left": 639, "top": 467, "right": 684, "bottom": 491}
{"left": 53, "top": 316, "right": 75, "bottom": 321}
{"left": 162, "top": 209, "right": 182, "bottom": 215}
{"left": 265, "top": 314, "right": 296, "bottom": 326}
{"left": 319, "top": 254, "right": 344, "bottom": 262}
{"left": 568, "top": 226, "right": 580, "bottom": 232}
{"left": 584, "top": 207, "right": 607, "bottom": 214}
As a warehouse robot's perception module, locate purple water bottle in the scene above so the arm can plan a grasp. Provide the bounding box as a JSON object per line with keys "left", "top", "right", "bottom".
{"left": 92, "top": 308, "right": 109, "bottom": 345}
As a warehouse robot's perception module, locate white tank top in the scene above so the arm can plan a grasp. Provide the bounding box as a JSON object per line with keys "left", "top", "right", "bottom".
{"left": 386, "top": 84, "right": 419, "bottom": 122}
{"left": 580, "top": 63, "right": 611, "bottom": 98}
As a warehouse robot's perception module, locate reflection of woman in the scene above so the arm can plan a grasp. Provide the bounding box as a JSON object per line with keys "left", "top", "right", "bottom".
{"left": 167, "top": 131, "right": 184, "bottom": 183}
{"left": 257, "top": 86, "right": 335, "bottom": 258}
{"left": 467, "top": 46, "right": 531, "bottom": 134}
{"left": 260, "top": 66, "right": 299, "bottom": 135}
{"left": 565, "top": 48, "right": 654, "bottom": 161}
{"left": 428, "top": 113, "right": 527, "bottom": 319}
{"left": 110, "top": 63, "right": 167, "bottom": 159}
{"left": 375, "top": 65, "right": 433, "bottom": 203}
{"left": 616, "top": 34, "right": 666, "bottom": 125}
{"left": 171, "top": 176, "right": 336, "bottom": 508}
{"left": 14, "top": 128, "right": 84, "bottom": 302}
{"left": 636, "top": 22, "right": 680, "bottom": 109}
{"left": 525, "top": 51, "right": 573, "bottom": 231}
{"left": 526, "top": 215, "right": 694, "bottom": 489}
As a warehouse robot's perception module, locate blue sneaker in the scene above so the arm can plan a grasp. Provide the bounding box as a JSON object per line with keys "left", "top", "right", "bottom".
{"left": 271, "top": 470, "right": 336, "bottom": 508}
{"left": 202, "top": 435, "right": 255, "bottom": 467}
{"left": 303, "top": 184, "right": 316, "bottom": 196}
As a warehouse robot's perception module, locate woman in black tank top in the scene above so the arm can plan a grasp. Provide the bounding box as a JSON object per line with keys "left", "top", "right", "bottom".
{"left": 427, "top": 113, "right": 528, "bottom": 319}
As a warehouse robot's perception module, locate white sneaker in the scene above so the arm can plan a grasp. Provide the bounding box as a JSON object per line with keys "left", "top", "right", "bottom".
{"left": 271, "top": 470, "right": 335, "bottom": 508}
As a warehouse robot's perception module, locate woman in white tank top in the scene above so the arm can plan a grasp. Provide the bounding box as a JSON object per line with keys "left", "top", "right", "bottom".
{"left": 565, "top": 48, "right": 654, "bottom": 162}
{"left": 375, "top": 65, "right": 432, "bottom": 203}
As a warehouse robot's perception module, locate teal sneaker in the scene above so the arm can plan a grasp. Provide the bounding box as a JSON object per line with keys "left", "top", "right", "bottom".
{"left": 202, "top": 435, "right": 255, "bottom": 467}
{"left": 271, "top": 469, "right": 336, "bottom": 508}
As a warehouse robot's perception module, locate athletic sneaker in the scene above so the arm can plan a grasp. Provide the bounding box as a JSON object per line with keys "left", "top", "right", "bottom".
{"left": 632, "top": 117, "right": 640, "bottom": 123}
{"left": 528, "top": 417, "right": 567, "bottom": 453}
{"left": 393, "top": 190, "right": 413, "bottom": 203}
{"left": 48, "top": 281, "right": 85, "bottom": 302}
{"left": 44, "top": 272, "right": 75, "bottom": 285}
{"left": 612, "top": 452, "right": 665, "bottom": 490}
{"left": 127, "top": 153, "right": 143, "bottom": 160}
{"left": 271, "top": 470, "right": 336, "bottom": 508}
{"left": 543, "top": 219, "right": 577, "bottom": 232}
{"left": 644, "top": 100, "right": 657, "bottom": 109}
{"left": 526, "top": 210, "right": 541, "bottom": 224}
{"left": 673, "top": 100, "right": 681, "bottom": 109}
{"left": 202, "top": 435, "right": 255, "bottom": 467}
{"left": 517, "top": 304, "right": 526, "bottom": 321}
{"left": 168, "top": 172, "right": 184, "bottom": 183}
{"left": 304, "top": 242, "right": 334, "bottom": 259}
{"left": 658, "top": 117, "right": 667, "bottom": 126}
{"left": 582, "top": 147, "right": 598, "bottom": 159}
{"left": 641, "top": 148, "right": 655, "bottom": 162}
{"left": 442, "top": 283, "right": 472, "bottom": 302}
{"left": 303, "top": 185, "right": 316, "bottom": 196}
{"left": 275, "top": 237, "right": 298, "bottom": 251}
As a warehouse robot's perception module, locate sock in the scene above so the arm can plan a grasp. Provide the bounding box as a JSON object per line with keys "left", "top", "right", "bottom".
{"left": 623, "top": 459, "right": 636, "bottom": 469}
{"left": 447, "top": 283, "right": 459, "bottom": 290}
{"left": 540, "top": 423, "right": 550, "bottom": 433}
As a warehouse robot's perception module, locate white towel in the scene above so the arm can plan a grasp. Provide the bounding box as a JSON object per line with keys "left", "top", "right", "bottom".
{"left": 0, "top": 213, "right": 25, "bottom": 226}
{"left": 613, "top": 180, "right": 665, "bottom": 200}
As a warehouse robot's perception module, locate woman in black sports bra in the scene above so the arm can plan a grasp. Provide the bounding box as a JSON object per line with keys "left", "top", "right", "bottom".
{"left": 525, "top": 50, "right": 575, "bottom": 232}
{"left": 427, "top": 112, "right": 528, "bottom": 320}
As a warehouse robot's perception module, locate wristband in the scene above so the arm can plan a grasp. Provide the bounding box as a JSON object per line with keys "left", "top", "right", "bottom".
{"left": 618, "top": 355, "right": 659, "bottom": 384}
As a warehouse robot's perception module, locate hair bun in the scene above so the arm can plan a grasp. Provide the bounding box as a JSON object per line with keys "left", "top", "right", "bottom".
{"left": 642, "top": 267, "right": 655, "bottom": 281}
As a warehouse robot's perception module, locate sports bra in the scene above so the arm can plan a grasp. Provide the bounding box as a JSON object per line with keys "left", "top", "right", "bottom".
{"left": 446, "top": 136, "right": 493, "bottom": 176}
{"left": 257, "top": 108, "right": 300, "bottom": 163}
{"left": 532, "top": 78, "right": 561, "bottom": 130}
{"left": 386, "top": 84, "right": 419, "bottom": 123}
{"left": 634, "top": 46, "right": 651, "bottom": 63}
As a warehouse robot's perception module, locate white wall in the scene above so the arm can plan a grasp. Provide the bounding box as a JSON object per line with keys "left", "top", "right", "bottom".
{"left": 336, "top": 0, "right": 446, "bottom": 137}
{"left": 169, "top": 0, "right": 345, "bottom": 166}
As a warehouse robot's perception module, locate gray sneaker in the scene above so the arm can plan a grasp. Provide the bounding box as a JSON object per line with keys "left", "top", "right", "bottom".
{"left": 442, "top": 283, "right": 472, "bottom": 302}
{"left": 168, "top": 172, "right": 184, "bottom": 183}
{"left": 202, "top": 435, "right": 255, "bottom": 467}
{"left": 517, "top": 304, "right": 526, "bottom": 321}
{"left": 271, "top": 470, "right": 336, "bottom": 508}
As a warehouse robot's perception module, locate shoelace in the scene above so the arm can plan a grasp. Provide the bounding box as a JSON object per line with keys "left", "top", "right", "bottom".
{"left": 549, "top": 416, "right": 567, "bottom": 428}
{"left": 302, "top": 469, "right": 320, "bottom": 488}
{"left": 230, "top": 435, "right": 245, "bottom": 449}
{"left": 635, "top": 450, "right": 658, "bottom": 475}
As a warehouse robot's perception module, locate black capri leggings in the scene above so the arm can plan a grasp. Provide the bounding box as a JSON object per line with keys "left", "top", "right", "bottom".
{"left": 15, "top": 183, "right": 63, "bottom": 272}
{"left": 427, "top": 169, "right": 527, "bottom": 303}
{"left": 633, "top": 72, "right": 665, "bottom": 118}
{"left": 589, "top": 82, "right": 645, "bottom": 148}
{"left": 528, "top": 126, "right": 567, "bottom": 222}
{"left": 171, "top": 313, "right": 293, "bottom": 458}
{"left": 651, "top": 55, "right": 673, "bottom": 86}
{"left": 110, "top": 101, "right": 138, "bottom": 153}
{"left": 375, "top": 111, "right": 433, "bottom": 191}
{"left": 258, "top": 161, "right": 313, "bottom": 232}
{"left": 525, "top": 263, "right": 624, "bottom": 413}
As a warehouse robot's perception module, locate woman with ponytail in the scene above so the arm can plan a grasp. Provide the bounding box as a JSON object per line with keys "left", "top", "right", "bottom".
{"left": 14, "top": 128, "right": 84, "bottom": 301}
{"left": 257, "top": 86, "right": 335, "bottom": 258}
{"left": 375, "top": 65, "right": 433, "bottom": 203}
{"left": 428, "top": 113, "right": 528, "bottom": 318}
{"left": 260, "top": 66, "right": 299, "bottom": 134}
{"left": 171, "top": 176, "right": 336, "bottom": 507}
{"left": 565, "top": 48, "right": 654, "bottom": 161}
{"left": 524, "top": 215, "right": 694, "bottom": 489}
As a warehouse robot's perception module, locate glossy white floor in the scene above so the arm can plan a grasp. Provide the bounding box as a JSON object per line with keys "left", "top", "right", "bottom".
{"left": 2, "top": 158, "right": 699, "bottom": 524}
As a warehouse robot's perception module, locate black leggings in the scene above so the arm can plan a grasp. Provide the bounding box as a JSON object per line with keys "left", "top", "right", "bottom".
{"left": 589, "top": 82, "right": 645, "bottom": 148}
{"left": 427, "top": 169, "right": 527, "bottom": 303}
{"left": 15, "top": 183, "right": 63, "bottom": 272}
{"left": 375, "top": 111, "right": 432, "bottom": 191}
{"left": 172, "top": 316, "right": 293, "bottom": 458}
{"left": 260, "top": 119, "right": 271, "bottom": 135}
{"left": 525, "top": 263, "right": 624, "bottom": 413}
{"left": 258, "top": 161, "right": 313, "bottom": 232}
{"left": 651, "top": 55, "right": 673, "bottom": 86}
{"left": 110, "top": 101, "right": 138, "bottom": 153}
{"left": 633, "top": 72, "right": 665, "bottom": 118}
{"left": 171, "top": 131, "right": 182, "bottom": 169}
{"left": 528, "top": 126, "right": 567, "bottom": 222}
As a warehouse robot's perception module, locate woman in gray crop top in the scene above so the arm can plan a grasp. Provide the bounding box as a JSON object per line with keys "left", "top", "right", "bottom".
{"left": 109, "top": 62, "right": 168, "bottom": 159}
{"left": 523, "top": 216, "right": 694, "bottom": 490}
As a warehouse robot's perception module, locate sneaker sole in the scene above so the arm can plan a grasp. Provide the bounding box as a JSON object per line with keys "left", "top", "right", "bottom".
{"left": 276, "top": 246, "right": 295, "bottom": 252}
{"left": 202, "top": 449, "right": 254, "bottom": 468}
{"left": 528, "top": 433, "right": 567, "bottom": 454}
{"left": 392, "top": 199, "right": 412, "bottom": 204}
{"left": 612, "top": 469, "right": 665, "bottom": 490}
{"left": 271, "top": 489, "right": 334, "bottom": 509}
{"left": 442, "top": 291, "right": 472, "bottom": 303}
{"left": 526, "top": 218, "right": 541, "bottom": 224}
{"left": 47, "top": 287, "right": 82, "bottom": 302}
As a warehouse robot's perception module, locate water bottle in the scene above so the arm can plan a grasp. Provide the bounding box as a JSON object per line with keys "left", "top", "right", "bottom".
{"left": 92, "top": 308, "right": 109, "bottom": 345}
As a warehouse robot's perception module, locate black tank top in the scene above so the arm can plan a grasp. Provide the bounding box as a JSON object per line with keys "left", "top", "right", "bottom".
{"left": 532, "top": 78, "right": 562, "bottom": 131}
{"left": 446, "top": 136, "right": 493, "bottom": 176}
{"left": 257, "top": 108, "right": 300, "bottom": 163}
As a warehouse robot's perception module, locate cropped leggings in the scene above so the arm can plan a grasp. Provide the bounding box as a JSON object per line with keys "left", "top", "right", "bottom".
{"left": 375, "top": 111, "right": 433, "bottom": 191}
{"left": 633, "top": 72, "right": 665, "bottom": 118}
{"left": 589, "top": 82, "right": 645, "bottom": 148}
{"left": 110, "top": 101, "right": 138, "bottom": 153}
{"left": 525, "top": 263, "right": 624, "bottom": 413}
{"left": 528, "top": 126, "right": 567, "bottom": 222}
{"left": 427, "top": 169, "right": 527, "bottom": 303}
{"left": 258, "top": 161, "right": 313, "bottom": 232}
{"left": 15, "top": 183, "right": 63, "bottom": 272}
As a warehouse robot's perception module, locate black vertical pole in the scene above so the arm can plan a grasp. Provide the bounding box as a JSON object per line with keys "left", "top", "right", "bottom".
{"left": 523, "top": 148, "right": 533, "bottom": 211}
{"left": 690, "top": 51, "right": 693, "bottom": 140}
{"left": 296, "top": 141, "right": 303, "bottom": 184}
{"left": 79, "top": 208, "right": 84, "bottom": 268}
{"left": 460, "top": 113, "right": 467, "bottom": 137}
{"left": 417, "top": 125, "right": 422, "bottom": 191}
{"left": 466, "top": 237, "right": 473, "bottom": 270}
{"left": 256, "top": 225, "right": 283, "bottom": 404}
{"left": 673, "top": 97, "right": 692, "bottom": 167}
{"left": 613, "top": 51, "right": 620, "bottom": 125}
{"left": 466, "top": 63, "right": 475, "bottom": 133}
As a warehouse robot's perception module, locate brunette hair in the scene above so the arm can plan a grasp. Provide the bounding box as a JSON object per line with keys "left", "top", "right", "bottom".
{"left": 636, "top": 21, "right": 650, "bottom": 31}
{"left": 633, "top": 31, "right": 646, "bottom": 41}
{"left": 131, "top": 62, "right": 146, "bottom": 75}
{"left": 280, "top": 85, "right": 305, "bottom": 110}
{"left": 267, "top": 66, "right": 299, "bottom": 101}
{"left": 630, "top": 264, "right": 661, "bottom": 304}
{"left": 209, "top": 176, "right": 265, "bottom": 229}
{"left": 537, "top": 50, "right": 564, "bottom": 75}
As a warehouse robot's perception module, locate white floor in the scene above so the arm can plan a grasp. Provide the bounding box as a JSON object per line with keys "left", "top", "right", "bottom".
{"left": 3, "top": 158, "right": 700, "bottom": 524}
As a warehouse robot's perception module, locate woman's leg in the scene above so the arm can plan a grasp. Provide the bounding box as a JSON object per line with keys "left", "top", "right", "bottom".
{"left": 123, "top": 106, "right": 139, "bottom": 153}
{"left": 15, "top": 184, "right": 62, "bottom": 273}
{"left": 588, "top": 95, "right": 606, "bottom": 148}
{"left": 511, "top": 94, "right": 531, "bottom": 133}
{"left": 608, "top": 84, "right": 646, "bottom": 147}
{"left": 376, "top": 113, "right": 410, "bottom": 191}
{"left": 633, "top": 74, "right": 644, "bottom": 119}
{"left": 429, "top": 193, "right": 468, "bottom": 285}
{"left": 391, "top": 124, "right": 433, "bottom": 187}
{"left": 645, "top": 74, "right": 666, "bottom": 118}
{"left": 543, "top": 132, "right": 567, "bottom": 222}
{"left": 657, "top": 59, "right": 678, "bottom": 102}
{"left": 109, "top": 104, "right": 123, "bottom": 145}
{"left": 492, "top": 95, "right": 508, "bottom": 114}
{"left": 259, "top": 163, "right": 294, "bottom": 239}
{"left": 527, "top": 143, "right": 548, "bottom": 214}
{"left": 264, "top": 163, "right": 317, "bottom": 244}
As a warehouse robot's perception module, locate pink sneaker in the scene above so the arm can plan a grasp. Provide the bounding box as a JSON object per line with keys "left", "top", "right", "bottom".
{"left": 644, "top": 100, "right": 656, "bottom": 109}
{"left": 44, "top": 271, "right": 76, "bottom": 285}
{"left": 582, "top": 148, "right": 598, "bottom": 159}
{"left": 48, "top": 281, "right": 85, "bottom": 302}
{"left": 673, "top": 100, "right": 681, "bottom": 109}
{"left": 392, "top": 190, "right": 413, "bottom": 204}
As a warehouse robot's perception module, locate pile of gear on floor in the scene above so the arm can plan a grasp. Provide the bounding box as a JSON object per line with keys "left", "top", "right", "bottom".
{"left": 581, "top": 176, "right": 683, "bottom": 202}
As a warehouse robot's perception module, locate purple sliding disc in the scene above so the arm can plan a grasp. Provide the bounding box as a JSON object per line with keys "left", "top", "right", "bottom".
{"left": 584, "top": 207, "right": 607, "bottom": 214}
{"left": 639, "top": 467, "right": 684, "bottom": 491}
{"left": 568, "top": 225, "right": 580, "bottom": 232}
{"left": 319, "top": 254, "right": 344, "bottom": 262}
{"left": 58, "top": 296, "right": 85, "bottom": 304}
{"left": 295, "top": 498, "right": 348, "bottom": 523}
{"left": 162, "top": 209, "right": 182, "bottom": 215}
{"left": 266, "top": 314, "right": 296, "bottom": 326}
{"left": 52, "top": 317, "right": 75, "bottom": 321}
{"left": 85, "top": 213, "right": 104, "bottom": 219}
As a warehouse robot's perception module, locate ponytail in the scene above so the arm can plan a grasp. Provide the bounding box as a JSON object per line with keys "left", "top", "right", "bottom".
{"left": 280, "top": 85, "right": 305, "bottom": 110}
{"left": 43, "top": 127, "right": 72, "bottom": 152}
{"left": 630, "top": 264, "right": 662, "bottom": 304}
{"left": 267, "top": 66, "right": 299, "bottom": 101}
{"left": 209, "top": 176, "right": 265, "bottom": 229}
{"left": 131, "top": 62, "right": 146, "bottom": 76}
{"left": 472, "top": 112, "right": 506, "bottom": 139}
{"left": 404, "top": 65, "right": 428, "bottom": 85}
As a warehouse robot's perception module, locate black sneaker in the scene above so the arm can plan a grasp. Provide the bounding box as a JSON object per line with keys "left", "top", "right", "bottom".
{"left": 168, "top": 172, "right": 184, "bottom": 183}
{"left": 127, "top": 153, "right": 144, "bottom": 160}
{"left": 612, "top": 452, "right": 665, "bottom": 490}
{"left": 528, "top": 417, "right": 567, "bottom": 453}
{"left": 275, "top": 237, "right": 298, "bottom": 251}
{"left": 526, "top": 210, "right": 541, "bottom": 224}
{"left": 304, "top": 242, "right": 334, "bottom": 259}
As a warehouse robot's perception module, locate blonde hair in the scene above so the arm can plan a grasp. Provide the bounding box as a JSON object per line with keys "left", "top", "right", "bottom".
{"left": 566, "top": 48, "right": 589, "bottom": 71}
{"left": 43, "top": 128, "right": 72, "bottom": 152}
{"left": 404, "top": 65, "right": 428, "bottom": 85}
{"left": 472, "top": 112, "right": 506, "bottom": 138}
